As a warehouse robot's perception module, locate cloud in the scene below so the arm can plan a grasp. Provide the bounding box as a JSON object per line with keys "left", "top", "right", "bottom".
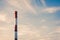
{"left": 40, "top": 0, "right": 60, "bottom": 14}
{"left": 41, "top": 7, "right": 60, "bottom": 13}
{"left": 44, "top": 26, "right": 60, "bottom": 40}
{"left": 0, "top": 12, "right": 14, "bottom": 40}
{"left": 6, "top": 0, "right": 36, "bottom": 14}
{"left": 0, "top": 2, "right": 14, "bottom": 40}
{"left": 40, "top": 19, "right": 46, "bottom": 23}
{"left": 40, "top": 0, "right": 46, "bottom": 7}
{"left": 18, "top": 24, "right": 41, "bottom": 40}
{"left": 0, "top": 13, "right": 6, "bottom": 22}
{"left": 0, "top": 24, "right": 14, "bottom": 40}
{"left": 18, "top": 24, "right": 52, "bottom": 40}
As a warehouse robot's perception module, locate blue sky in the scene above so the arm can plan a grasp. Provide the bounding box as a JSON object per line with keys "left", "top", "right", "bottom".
{"left": 0, "top": 0, "right": 60, "bottom": 40}
{"left": 45, "top": 0, "right": 60, "bottom": 7}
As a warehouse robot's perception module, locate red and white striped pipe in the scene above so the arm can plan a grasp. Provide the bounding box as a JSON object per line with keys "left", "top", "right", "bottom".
{"left": 14, "top": 11, "right": 18, "bottom": 40}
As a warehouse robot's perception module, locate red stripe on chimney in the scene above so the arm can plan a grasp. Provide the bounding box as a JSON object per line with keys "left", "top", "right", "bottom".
{"left": 15, "top": 11, "right": 17, "bottom": 18}
{"left": 15, "top": 25, "right": 17, "bottom": 31}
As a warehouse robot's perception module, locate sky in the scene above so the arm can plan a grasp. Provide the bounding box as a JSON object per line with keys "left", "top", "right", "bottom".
{"left": 0, "top": 0, "right": 60, "bottom": 40}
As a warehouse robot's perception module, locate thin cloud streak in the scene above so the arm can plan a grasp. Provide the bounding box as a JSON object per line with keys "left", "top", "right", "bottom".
{"left": 41, "top": 0, "right": 46, "bottom": 7}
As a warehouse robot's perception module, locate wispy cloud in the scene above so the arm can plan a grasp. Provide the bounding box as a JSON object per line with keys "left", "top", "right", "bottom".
{"left": 40, "top": 0, "right": 60, "bottom": 14}
{"left": 6, "top": 0, "right": 37, "bottom": 14}
{"left": 18, "top": 24, "right": 49, "bottom": 40}
{"left": 40, "top": 0, "right": 46, "bottom": 7}
{"left": 0, "top": 14, "right": 6, "bottom": 21}
{"left": 41, "top": 7, "right": 60, "bottom": 13}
